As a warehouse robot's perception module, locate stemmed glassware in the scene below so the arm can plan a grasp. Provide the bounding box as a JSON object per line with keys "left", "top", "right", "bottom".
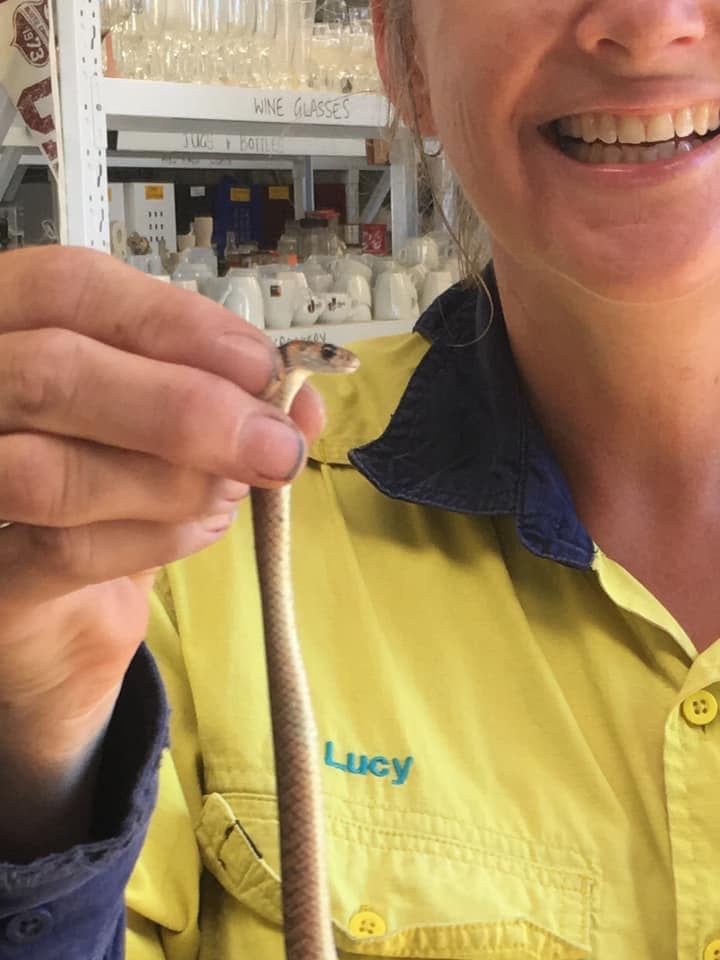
{"left": 100, "top": 0, "right": 145, "bottom": 37}
{"left": 113, "top": 0, "right": 167, "bottom": 80}
{"left": 251, "top": 0, "right": 277, "bottom": 86}
{"left": 225, "top": 0, "right": 257, "bottom": 85}
{"left": 104, "top": 0, "right": 381, "bottom": 90}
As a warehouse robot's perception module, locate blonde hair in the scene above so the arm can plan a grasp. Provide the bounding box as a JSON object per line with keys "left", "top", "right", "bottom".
{"left": 378, "top": 0, "right": 489, "bottom": 286}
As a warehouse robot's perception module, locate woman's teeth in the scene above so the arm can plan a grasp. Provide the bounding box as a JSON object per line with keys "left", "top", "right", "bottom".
{"left": 553, "top": 103, "right": 720, "bottom": 164}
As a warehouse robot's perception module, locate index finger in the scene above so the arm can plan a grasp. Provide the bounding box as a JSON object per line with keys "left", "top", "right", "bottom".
{"left": 0, "top": 247, "right": 279, "bottom": 396}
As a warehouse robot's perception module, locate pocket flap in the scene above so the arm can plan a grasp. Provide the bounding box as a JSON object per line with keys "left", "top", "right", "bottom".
{"left": 196, "top": 792, "right": 591, "bottom": 959}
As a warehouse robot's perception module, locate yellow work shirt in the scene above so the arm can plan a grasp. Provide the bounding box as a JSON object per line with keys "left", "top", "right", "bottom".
{"left": 127, "top": 289, "right": 720, "bottom": 960}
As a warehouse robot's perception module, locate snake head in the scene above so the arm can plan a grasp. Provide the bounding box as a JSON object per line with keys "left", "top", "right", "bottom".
{"left": 280, "top": 340, "right": 361, "bottom": 375}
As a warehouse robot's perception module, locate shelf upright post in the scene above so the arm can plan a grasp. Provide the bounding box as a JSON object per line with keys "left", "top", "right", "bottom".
{"left": 292, "top": 159, "right": 307, "bottom": 219}
{"left": 390, "top": 127, "right": 418, "bottom": 253}
{"left": 54, "top": 0, "right": 109, "bottom": 250}
{"left": 344, "top": 168, "right": 360, "bottom": 225}
{"left": 292, "top": 157, "right": 316, "bottom": 219}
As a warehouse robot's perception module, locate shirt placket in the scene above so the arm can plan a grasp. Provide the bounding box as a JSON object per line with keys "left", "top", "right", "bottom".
{"left": 666, "top": 652, "right": 720, "bottom": 960}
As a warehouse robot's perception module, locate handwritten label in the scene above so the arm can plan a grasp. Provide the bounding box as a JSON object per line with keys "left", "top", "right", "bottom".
{"left": 293, "top": 96, "right": 351, "bottom": 122}
{"left": 230, "top": 187, "right": 251, "bottom": 202}
{"left": 273, "top": 330, "right": 329, "bottom": 347}
{"left": 253, "top": 95, "right": 286, "bottom": 119}
{"left": 145, "top": 185, "right": 165, "bottom": 200}
{"left": 183, "top": 132, "right": 216, "bottom": 150}
{"left": 252, "top": 93, "right": 352, "bottom": 124}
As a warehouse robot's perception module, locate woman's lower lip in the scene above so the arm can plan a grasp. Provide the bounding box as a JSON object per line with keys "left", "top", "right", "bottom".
{"left": 537, "top": 129, "right": 720, "bottom": 184}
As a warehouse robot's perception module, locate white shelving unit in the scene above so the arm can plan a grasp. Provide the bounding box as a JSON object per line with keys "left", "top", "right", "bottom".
{"left": 0, "top": 0, "right": 423, "bottom": 344}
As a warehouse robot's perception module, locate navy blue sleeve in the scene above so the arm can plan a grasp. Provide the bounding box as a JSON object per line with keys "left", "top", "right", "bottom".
{"left": 0, "top": 645, "right": 169, "bottom": 959}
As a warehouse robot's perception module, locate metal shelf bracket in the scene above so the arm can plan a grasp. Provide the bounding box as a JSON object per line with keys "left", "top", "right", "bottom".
{"left": 55, "top": 0, "right": 109, "bottom": 250}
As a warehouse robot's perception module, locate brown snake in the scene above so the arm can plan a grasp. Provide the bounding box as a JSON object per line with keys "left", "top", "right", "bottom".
{"left": 251, "top": 340, "right": 360, "bottom": 960}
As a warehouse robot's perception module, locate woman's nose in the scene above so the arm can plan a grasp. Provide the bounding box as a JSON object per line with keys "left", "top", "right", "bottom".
{"left": 575, "top": 0, "right": 706, "bottom": 70}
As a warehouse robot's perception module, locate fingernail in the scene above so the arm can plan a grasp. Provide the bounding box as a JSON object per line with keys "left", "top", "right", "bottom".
{"left": 241, "top": 417, "right": 306, "bottom": 482}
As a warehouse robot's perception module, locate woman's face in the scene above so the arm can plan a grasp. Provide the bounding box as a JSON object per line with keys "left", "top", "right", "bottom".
{"left": 407, "top": 0, "right": 720, "bottom": 301}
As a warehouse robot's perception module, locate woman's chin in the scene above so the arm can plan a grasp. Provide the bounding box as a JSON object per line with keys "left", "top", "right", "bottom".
{"left": 548, "top": 242, "right": 720, "bottom": 305}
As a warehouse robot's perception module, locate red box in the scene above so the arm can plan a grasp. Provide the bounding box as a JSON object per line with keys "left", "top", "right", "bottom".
{"left": 361, "top": 223, "right": 388, "bottom": 256}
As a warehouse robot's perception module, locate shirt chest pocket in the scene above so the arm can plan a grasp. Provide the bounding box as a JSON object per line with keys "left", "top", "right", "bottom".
{"left": 196, "top": 792, "right": 596, "bottom": 960}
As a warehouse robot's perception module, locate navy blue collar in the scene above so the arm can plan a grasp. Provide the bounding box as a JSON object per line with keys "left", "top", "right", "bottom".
{"left": 348, "top": 266, "right": 595, "bottom": 570}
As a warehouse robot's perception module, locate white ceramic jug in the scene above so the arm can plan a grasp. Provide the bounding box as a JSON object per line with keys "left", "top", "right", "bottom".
{"left": 227, "top": 269, "right": 265, "bottom": 330}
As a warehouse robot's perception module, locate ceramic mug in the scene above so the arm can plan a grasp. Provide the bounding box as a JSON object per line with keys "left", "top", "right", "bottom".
{"left": 334, "top": 256, "right": 373, "bottom": 283}
{"left": 374, "top": 270, "right": 419, "bottom": 322}
{"left": 260, "top": 277, "right": 294, "bottom": 330}
{"left": 420, "top": 270, "right": 453, "bottom": 312}
{"left": 406, "top": 263, "right": 429, "bottom": 294}
{"left": 351, "top": 303, "right": 373, "bottom": 324}
{"left": 306, "top": 272, "right": 334, "bottom": 294}
{"left": 227, "top": 269, "right": 265, "bottom": 329}
{"left": 198, "top": 276, "right": 231, "bottom": 306}
{"left": 292, "top": 293, "right": 326, "bottom": 327}
{"left": 398, "top": 236, "right": 440, "bottom": 271}
{"left": 320, "top": 293, "right": 357, "bottom": 324}
{"left": 335, "top": 272, "right": 372, "bottom": 307}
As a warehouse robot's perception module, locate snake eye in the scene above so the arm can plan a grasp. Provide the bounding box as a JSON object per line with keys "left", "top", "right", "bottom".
{"left": 321, "top": 344, "right": 337, "bottom": 361}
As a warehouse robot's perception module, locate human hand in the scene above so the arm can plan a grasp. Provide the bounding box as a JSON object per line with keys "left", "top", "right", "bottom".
{"left": 0, "top": 247, "right": 324, "bottom": 857}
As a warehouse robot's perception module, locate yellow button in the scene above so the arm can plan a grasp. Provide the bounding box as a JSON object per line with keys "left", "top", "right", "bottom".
{"left": 682, "top": 690, "right": 719, "bottom": 727}
{"left": 703, "top": 939, "right": 720, "bottom": 960}
{"left": 348, "top": 906, "right": 386, "bottom": 939}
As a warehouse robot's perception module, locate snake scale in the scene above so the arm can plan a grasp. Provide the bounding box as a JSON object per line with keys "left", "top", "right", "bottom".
{"left": 251, "top": 340, "right": 361, "bottom": 960}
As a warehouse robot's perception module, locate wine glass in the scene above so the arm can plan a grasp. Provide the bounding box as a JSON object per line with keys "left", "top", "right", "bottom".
{"left": 346, "top": 12, "right": 376, "bottom": 93}
{"left": 100, "top": 0, "right": 145, "bottom": 37}
{"left": 293, "top": 0, "right": 316, "bottom": 89}
{"left": 225, "top": 0, "right": 257, "bottom": 85}
{"left": 251, "top": 0, "right": 277, "bottom": 87}
{"left": 272, "top": 0, "right": 306, "bottom": 88}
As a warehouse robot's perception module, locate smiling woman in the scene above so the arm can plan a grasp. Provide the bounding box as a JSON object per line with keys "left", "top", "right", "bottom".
{"left": 3, "top": 3, "right": 720, "bottom": 960}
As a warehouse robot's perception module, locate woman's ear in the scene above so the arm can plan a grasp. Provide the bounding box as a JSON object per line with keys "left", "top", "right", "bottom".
{"left": 370, "top": 0, "right": 438, "bottom": 137}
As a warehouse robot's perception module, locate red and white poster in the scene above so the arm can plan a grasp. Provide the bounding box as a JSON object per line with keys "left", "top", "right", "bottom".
{"left": 0, "top": 0, "right": 58, "bottom": 174}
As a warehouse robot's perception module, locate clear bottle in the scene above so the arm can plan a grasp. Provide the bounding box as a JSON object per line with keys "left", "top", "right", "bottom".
{"left": 277, "top": 220, "right": 301, "bottom": 265}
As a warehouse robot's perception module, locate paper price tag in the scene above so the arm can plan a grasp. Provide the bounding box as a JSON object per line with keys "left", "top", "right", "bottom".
{"left": 230, "top": 187, "right": 251, "bottom": 202}
{"left": 268, "top": 186, "right": 290, "bottom": 201}
{"left": 145, "top": 185, "right": 165, "bottom": 200}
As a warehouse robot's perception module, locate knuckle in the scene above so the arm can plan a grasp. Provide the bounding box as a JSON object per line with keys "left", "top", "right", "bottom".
{"left": 24, "top": 246, "right": 102, "bottom": 325}
{"left": 161, "top": 373, "right": 237, "bottom": 467}
{"left": 26, "top": 524, "right": 93, "bottom": 582}
{"left": 0, "top": 436, "right": 63, "bottom": 523}
{"left": 8, "top": 328, "right": 80, "bottom": 420}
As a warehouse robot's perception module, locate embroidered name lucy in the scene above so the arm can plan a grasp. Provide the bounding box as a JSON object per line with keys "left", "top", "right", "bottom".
{"left": 324, "top": 741, "right": 414, "bottom": 786}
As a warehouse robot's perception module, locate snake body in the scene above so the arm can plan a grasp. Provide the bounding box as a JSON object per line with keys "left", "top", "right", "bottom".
{"left": 251, "top": 340, "right": 360, "bottom": 960}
